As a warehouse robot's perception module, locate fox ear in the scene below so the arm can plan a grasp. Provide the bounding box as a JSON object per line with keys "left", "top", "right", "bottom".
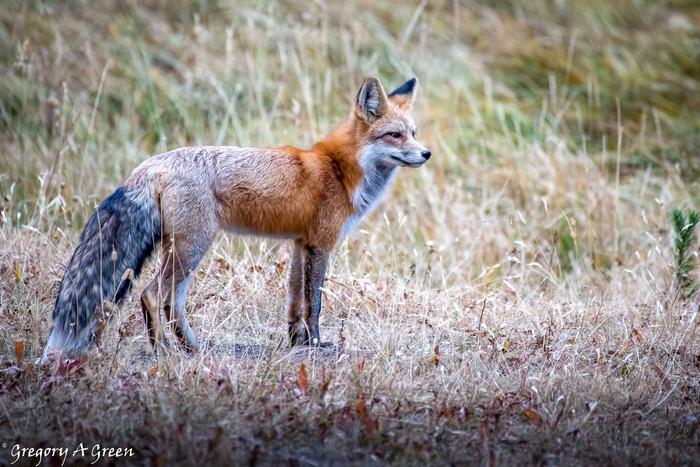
{"left": 356, "top": 77, "right": 389, "bottom": 123}
{"left": 388, "top": 78, "right": 418, "bottom": 110}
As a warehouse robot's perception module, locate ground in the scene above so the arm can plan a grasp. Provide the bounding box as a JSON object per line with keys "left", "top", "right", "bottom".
{"left": 1, "top": 1, "right": 700, "bottom": 466}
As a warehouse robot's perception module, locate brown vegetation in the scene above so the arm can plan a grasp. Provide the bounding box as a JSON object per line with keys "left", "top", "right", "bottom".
{"left": 1, "top": 1, "right": 699, "bottom": 465}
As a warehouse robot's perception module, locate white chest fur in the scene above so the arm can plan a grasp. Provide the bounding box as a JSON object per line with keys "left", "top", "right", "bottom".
{"left": 342, "top": 158, "right": 397, "bottom": 238}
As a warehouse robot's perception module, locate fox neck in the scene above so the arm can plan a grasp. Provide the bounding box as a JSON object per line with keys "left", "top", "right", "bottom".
{"left": 353, "top": 147, "right": 397, "bottom": 214}
{"left": 313, "top": 119, "right": 398, "bottom": 236}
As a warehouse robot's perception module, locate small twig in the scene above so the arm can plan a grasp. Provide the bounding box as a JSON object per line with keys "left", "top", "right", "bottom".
{"left": 477, "top": 298, "right": 487, "bottom": 338}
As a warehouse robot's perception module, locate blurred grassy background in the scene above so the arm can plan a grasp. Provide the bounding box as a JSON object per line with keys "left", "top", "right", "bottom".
{"left": 1, "top": 0, "right": 699, "bottom": 286}
{"left": 2, "top": 1, "right": 699, "bottom": 281}
{"left": 2, "top": 2, "right": 700, "bottom": 464}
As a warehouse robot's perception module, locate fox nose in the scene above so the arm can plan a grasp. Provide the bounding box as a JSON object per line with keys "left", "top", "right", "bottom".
{"left": 421, "top": 150, "right": 432, "bottom": 160}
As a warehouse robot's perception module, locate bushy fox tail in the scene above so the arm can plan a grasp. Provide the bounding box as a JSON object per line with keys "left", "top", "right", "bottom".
{"left": 42, "top": 186, "right": 161, "bottom": 360}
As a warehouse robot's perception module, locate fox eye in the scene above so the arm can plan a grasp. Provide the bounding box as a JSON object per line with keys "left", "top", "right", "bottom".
{"left": 386, "top": 132, "right": 402, "bottom": 139}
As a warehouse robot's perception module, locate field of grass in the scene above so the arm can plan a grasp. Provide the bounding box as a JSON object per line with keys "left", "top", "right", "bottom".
{"left": 1, "top": 0, "right": 700, "bottom": 465}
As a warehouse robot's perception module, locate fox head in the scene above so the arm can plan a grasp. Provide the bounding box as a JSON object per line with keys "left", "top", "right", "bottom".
{"left": 353, "top": 76, "right": 431, "bottom": 168}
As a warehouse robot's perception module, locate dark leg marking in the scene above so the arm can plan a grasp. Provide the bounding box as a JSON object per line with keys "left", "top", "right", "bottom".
{"left": 303, "top": 245, "right": 329, "bottom": 346}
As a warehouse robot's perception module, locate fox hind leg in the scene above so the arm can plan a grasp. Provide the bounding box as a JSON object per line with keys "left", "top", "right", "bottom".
{"left": 159, "top": 233, "right": 212, "bottom": 352}
{"left": 140, "top": 230, "right": 212, "bottom": 353}
{"left": 140, "top": 286, "right": 170, "bottom": 353}
{"left": 169, "top": 274, "right": 198, "bottom": 352}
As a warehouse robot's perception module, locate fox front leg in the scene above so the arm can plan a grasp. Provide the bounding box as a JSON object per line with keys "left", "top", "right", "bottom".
{"left": 303, "top": 245, "right": 329, "bottom": 346}
{"left": 287, "top": 240, "right": 306, "bottom": 346}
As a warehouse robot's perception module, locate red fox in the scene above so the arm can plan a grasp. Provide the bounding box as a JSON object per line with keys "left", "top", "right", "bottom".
{"left": 43, "top": 76, "right": 430, "bottom": 359}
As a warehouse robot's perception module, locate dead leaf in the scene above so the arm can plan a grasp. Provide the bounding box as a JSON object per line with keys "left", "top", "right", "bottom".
{"left": 208, "top": 426, "right": 223, "bottom": 451}
{"left": 480, "top": 417, "right": 495, "bottom": 467}
{"left": 14, "top": 260, "right": 23, "bottom": 282}
{"left": 214, "top": 258, "right": 231, "bottom": 272}
{"left": 15, "top": 340, "right": 24, "bottom": 365}
{"left": 298, "top": 363, "right": 309, "bottom": 396}
{"left": 320, "top": 369, "right": 332, "bottom": 398}
{"left": 619, "top": 338, "right": 632, "bottom": 355}
{"left": 651, "top": 363, "right": 671, "bottom": 391}
{"left": 522, "top": 409, "right": 544, "bottom": 427}
{"left": 631, "top": 328, "right": 645, "bottom": 345}
{"left": 431, "top": 344, "right": 440, "bottom": 367}
{"left": 355, "top": 398, "right": 377, "bottom": 434}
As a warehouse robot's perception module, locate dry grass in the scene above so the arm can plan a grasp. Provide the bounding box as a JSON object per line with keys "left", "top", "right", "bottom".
{"left": 1, "top": 1, "right": 700, "bottom": 465}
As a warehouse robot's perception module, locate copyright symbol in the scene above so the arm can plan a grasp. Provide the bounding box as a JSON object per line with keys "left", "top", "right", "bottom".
{"left": 2, "top": 443, "right": 6, "bottom": 448}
